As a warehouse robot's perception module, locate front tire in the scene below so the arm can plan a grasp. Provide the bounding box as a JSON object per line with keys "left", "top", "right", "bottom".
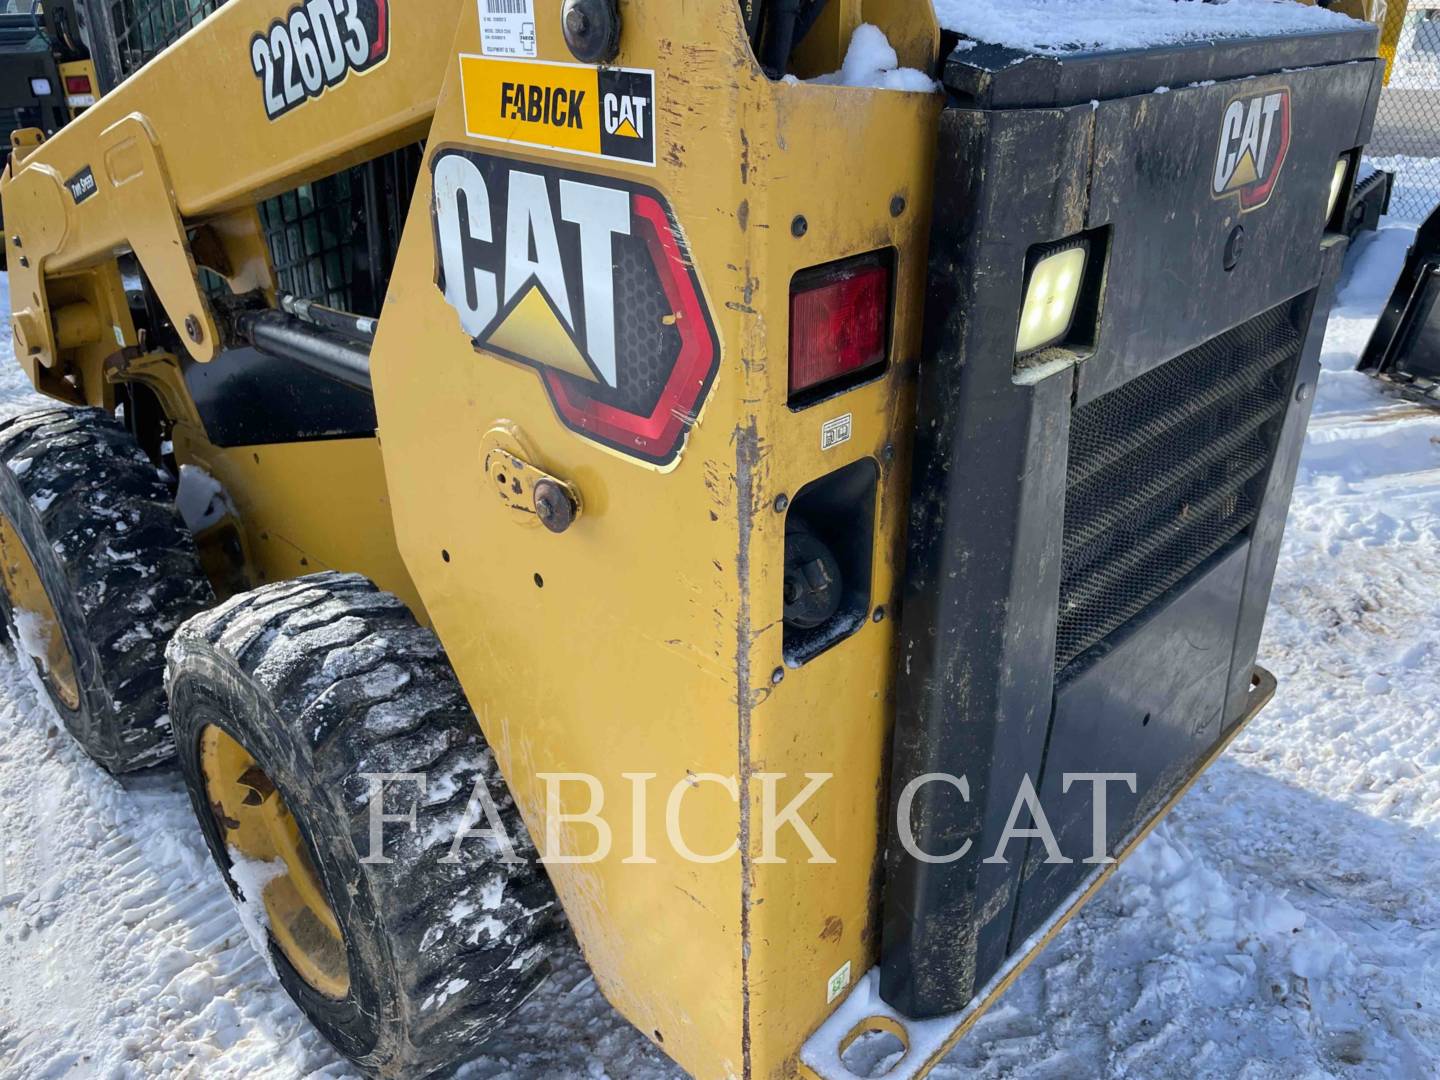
{"left": 0, "top": 406, "right": 213, "bottom": 772}
{"left": 166, "top": 572, "right": 559, "bottom": 1078}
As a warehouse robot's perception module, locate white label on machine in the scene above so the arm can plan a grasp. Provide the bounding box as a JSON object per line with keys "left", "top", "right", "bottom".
{"left": 826, "top": 961, "right": 852, "bottom": 1004}
{"left": 479, "top": 0, "right": 537, "bottom": 58}
{"left": 821, "top": 413, "right": 853, "bottom": 452}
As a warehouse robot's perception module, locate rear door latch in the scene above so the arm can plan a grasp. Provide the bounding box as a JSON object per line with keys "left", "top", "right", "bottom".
{"left": 481, "top": 431, "right": 581, "bottom": 534}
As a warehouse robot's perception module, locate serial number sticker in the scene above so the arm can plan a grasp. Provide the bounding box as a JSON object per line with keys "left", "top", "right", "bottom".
{"left": 479, "top": 0, "right": 536, "bottom": 58}
{"left": 826, "top": 960, "right": 852, "bottom": 1004}
{"left": 820, "top": 413, "right": 853, "bottom": 451}
{"left": 459, "top": 54, "right": 656, "bottom": 166}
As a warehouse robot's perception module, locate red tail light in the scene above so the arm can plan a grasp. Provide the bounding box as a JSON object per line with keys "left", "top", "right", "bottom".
{"left": 64, "top": 74, "right": 93, "bottom": 95}
{"left": 789, "top": 255, "right": 891, "bottom": 405}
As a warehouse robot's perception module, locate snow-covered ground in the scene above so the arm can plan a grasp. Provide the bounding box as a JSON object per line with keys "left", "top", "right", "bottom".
{"left": 1, "top": 209, "right": 1438, "bottom": 1078}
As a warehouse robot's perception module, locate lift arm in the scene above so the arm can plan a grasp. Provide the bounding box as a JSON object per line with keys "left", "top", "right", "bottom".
{"left": 1, "top": 0, "right": 461, "bottom": 379}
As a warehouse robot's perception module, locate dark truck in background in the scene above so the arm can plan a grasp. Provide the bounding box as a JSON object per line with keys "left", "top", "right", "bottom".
{"left": 0, "top": 1, "right": 101, "bottom": 267}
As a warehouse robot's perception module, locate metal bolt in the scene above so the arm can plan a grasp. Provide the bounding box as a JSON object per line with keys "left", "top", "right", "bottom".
{"left": 890, "top": 195, "right": 907, "bottom": 218}
{"left": 880, "top": 443, "right": 895, "bottom": 465}
{"left": 771, "top": 667, "right": 785, "bottom": 685}
{"left": 17, "top": 255, "right": 28, "bottom": 269}
{"left": 1295, "top": 381, "right": 1314, "bottom": 403}
{"left": 9, "top": 234, "right": 19, "bottom": 248}
{"left": 773, "top": 493, "right": 789, "bottom": 513}
{"left": 184, "top": 315, "right": 203, "bottom": 344}
{"left": 1223, "top": 226, "right": 1246, "bottom": 272}
{"left": 791, "top": 215, "right": 808, "bottom": 238}
{"left": 872, "top": 606, "right": 886, "bottom": 623}
{"left": 561, "top": 0, "right": 620, "bottom": 64}
{"left": 534, "top": 479, "right": 577, "bottom": 534}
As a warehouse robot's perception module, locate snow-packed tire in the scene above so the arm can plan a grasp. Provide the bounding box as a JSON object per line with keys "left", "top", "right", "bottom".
{"left": 0, "top": 406, "right": 214, "bottom": 772}
{"left": 165, "top": 572, "right": 560, "bottom": 1079}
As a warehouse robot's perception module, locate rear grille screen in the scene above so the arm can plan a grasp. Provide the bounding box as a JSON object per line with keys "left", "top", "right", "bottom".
{"left": 1056, "top": 298, "right": 1305, "bottom": 672}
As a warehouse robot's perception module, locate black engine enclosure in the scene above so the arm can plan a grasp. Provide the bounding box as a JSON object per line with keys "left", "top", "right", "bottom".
{"left": 882, "top": 25, "right": 1382, "bottom": 1018}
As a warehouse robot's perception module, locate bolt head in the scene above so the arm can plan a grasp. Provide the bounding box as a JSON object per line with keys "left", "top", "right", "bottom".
{"left": 890, "top": 195, "right": 907, "bottom": 218}
{"left": 533, "top": 479, "right": 577, "bottom": 534}
{"left": 791, "top": 215, "right": 808, "bottom": 238}
{"left": 773, "top": 493, "right": 789, "bottom": 513}
{"left": 561, "top": 0, "right": 620, "bottom": 64}
{"left": 1223, "top": 226, "right": 1246, "bottom": 272}
{"left": 184, "top": 315, "right": 204, "bottom": 344}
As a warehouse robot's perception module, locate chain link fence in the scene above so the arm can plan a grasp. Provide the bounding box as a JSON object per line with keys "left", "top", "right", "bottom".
{"left": 1370, "top": 3, "right": 1440, "bottom": 221}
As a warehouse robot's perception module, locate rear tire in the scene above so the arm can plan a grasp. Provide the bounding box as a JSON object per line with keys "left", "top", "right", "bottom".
{"left": 166, "top": 572, "right": 559, "bottom": 1079}
{"left": 0, "top": 406, "right": 214, "bottom": 772}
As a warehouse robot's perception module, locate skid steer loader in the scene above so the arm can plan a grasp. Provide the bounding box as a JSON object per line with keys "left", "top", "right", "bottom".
{"left": 0, "top": 1, "right": 1382, "bottom": 1077}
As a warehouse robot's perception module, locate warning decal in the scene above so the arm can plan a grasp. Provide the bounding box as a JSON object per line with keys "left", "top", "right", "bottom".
{"left": 460, "top": 55, "right": 657, "bottom": 167}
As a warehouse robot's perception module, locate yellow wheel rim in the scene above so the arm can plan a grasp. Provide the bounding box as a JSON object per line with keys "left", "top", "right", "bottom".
{"left": 0, "top": 512, "right": 80, "bottom": 710}
{"left": 200, "top": 725, "right": 351, "bottom": 998}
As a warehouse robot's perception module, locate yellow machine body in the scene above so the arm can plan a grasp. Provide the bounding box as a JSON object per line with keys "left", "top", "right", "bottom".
{"left": 1, "top": 1, "right": 952, "bottom": 1075}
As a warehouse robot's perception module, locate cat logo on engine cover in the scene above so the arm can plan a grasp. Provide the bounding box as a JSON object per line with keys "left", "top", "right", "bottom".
{"left": 431, "top": 149, "right": 719, "bottom": 467}
{"left": 1211, "top": 88, "right": 1291, "bottom": 212}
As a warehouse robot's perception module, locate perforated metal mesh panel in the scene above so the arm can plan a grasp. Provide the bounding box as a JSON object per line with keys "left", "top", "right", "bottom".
{"left": 97, "top": 0, "right": 415, "bottom": 317}
{"left": 101, "top": 0, "right": 225, "bottom": 77}
{"left": 1056, "top": 299, "right": 1305, "bottom": 672}
{"left": 260, "top": 170, "right": 367, "bottom": 312}
{"left": 574, "top": 229, "right": 682, "bottom": 414}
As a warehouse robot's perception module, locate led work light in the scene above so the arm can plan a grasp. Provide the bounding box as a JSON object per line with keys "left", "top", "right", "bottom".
{"left": 1326, "top": 157, "right": 1350, "bottom": 225}
{"left": 1016, "top": 241, "right": 1089, "bottom": 355}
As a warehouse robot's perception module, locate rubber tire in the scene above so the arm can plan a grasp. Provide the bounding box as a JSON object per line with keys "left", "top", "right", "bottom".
{"left": 166, "top": 572, "right": 560, "bottom": 1079}
{"left": 0, "top": 406, "right": 214, "bottom": 772}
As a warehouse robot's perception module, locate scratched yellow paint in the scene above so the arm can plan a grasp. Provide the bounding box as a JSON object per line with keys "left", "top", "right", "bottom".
{"left": 377, "top": 3, "right": 941, "bottom": 1075}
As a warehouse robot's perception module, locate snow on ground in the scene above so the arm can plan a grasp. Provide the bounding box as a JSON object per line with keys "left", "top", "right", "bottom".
{"left": 1, "top": 201, "right": 1439, "bottom": 1078}
{"left": 1366, "top": 156, "right": 1440, "bottom": 229}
